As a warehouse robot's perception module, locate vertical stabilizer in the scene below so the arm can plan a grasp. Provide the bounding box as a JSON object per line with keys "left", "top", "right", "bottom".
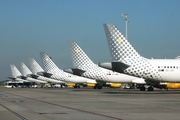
{"left": 40, "top": 52, "right": 60, "bottom": 72}
{"left": 68, "top": 41, "right": 94, "bottom": 69}
{"left": 68, "top": 41, "right": 109, "bottom": 81}
{"left": 20, "top": 62, "right": 32, "bottom": 76}
{"left": 40, "top": 52, "right": 68, "bottom": 80}
{"left": 103, "top": 24, "right": 162, "bottom": 80}
{"left": 103, "top": 24, "right": 142, "bottom": 61}
{"left": 10, "top": 64, "right": 22, "bottom": 77}
{"left": 29, "top": 58, "right": 44, "bottom": 74}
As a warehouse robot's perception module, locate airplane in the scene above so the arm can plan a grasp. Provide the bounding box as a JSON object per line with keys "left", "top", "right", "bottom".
{"left": 99, "top": 23, "right": 180, "bottom": 91}
{"left": 39, "top": 52, "right": 97, "bottom": 88}
{"left": 65, "top": 41, "right": 145, "bottom": 89}
{"left": 29, "top": 58, "right": 66, "bottom": 84}
{"left": 8, "top": 64, "right": 29, "bottom": 82}
{"left": 20, "top": 62, "right": 47, "bottom": 84}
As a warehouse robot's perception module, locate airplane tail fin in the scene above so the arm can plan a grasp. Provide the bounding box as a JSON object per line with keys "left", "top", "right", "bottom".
{"left": 10, "top": 64, "right": 22, "bottom": 78}
{"left": 40, "top": 52, "right": 61, "bottom": 72}
{"left": 29, "top": 58, "right": 44, "bottom": 74}
{"left": 103, "top": 24, "right": 142, "bottom": 61}
{"left": 40, "top": 52, "right": 69, "bottom": 80}
{"left": 68, "top": 41, "right": 95, "bottom": 69}
{"left": 20, "top": 62, "right": 32, "bottom": 76}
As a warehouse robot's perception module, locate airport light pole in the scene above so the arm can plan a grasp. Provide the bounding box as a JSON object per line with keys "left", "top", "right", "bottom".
{"left": 121, "top": 13, "right": 129, "bottom": 39}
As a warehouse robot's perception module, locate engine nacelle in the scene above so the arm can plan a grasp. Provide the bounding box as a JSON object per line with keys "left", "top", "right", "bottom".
{"left": 156, "top": 82, "right": 180, "bottom": 89}
{"left": 166, "top": 83, "right": 180, "bottom": 89}
{"left": 66, "top": 83, "right": 76, "bottom": 87}
{"left": 105, "top": 83, "right": 122, "bottom": 88}
{"left": 110, "top": 83, "right": 122, "bottom": 88}
{"left": 87, "top": 83, "right": 96, "bottom": 87}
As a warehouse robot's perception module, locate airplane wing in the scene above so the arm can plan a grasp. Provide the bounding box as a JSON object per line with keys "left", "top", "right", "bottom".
{"left": 64, "top": 68, "right": 86, "bottom": 76}
{"left": 99, "top": 61, "right": 130, "bottom": 73}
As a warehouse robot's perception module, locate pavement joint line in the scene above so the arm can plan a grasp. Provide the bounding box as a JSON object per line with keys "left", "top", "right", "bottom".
{"left": 4, "top": 91, "right": 123, "bottom": 120}
{"left": 0, "top": 103, "right": 27, "bottom": 120}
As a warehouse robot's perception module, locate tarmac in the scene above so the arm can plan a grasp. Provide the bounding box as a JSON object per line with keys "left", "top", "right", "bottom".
{"left": 0, "top": 86, "right": 180, "bottom": 120}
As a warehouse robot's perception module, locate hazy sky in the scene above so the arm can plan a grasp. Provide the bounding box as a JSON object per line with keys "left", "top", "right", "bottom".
{"left": 1, "top": 0, "right": 180, "bottom": 81}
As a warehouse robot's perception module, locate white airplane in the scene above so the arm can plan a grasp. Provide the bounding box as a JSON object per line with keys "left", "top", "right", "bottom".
{"left": 39, "top": 52, "right": 97, "bottom": 88}
{"left": 29, "top": 58, "right": 66, "bottom": 84}
{"left": 8, "top": 64, "right": 29, "bottom": 82}
{"left": 66, "top": 41, "right": 145, "bottom": 89}
{"left": 99, "top": 24, "right": 180, "bottom": 91}
{"left": 20, "top": 62, "right": 47, "bottom": 84}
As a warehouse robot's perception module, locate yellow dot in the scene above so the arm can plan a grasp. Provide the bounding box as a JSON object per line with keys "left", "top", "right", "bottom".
{"left": 117, "top": 38, "right": 122, "bottom": 43}
{"left": 45, "top": 58, "right": 49, "bottom": 61}
{"left": 75, "top": 49, "right": 79, "bottom": 53}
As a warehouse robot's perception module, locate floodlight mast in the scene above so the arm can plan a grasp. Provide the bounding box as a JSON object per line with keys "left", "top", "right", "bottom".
{"left": 121, "top": 13, "right": 129, "bottom": 39}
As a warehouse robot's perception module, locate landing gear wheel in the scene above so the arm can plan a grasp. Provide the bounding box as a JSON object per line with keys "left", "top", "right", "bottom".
{"left": 148, "top": 87, "right": 154, "bottom": 91}
{"left": 97, "top": 86, "right": 102, "bottom": 89}
{"left": 140, "top": 87, "right": 146, "bottom": 91}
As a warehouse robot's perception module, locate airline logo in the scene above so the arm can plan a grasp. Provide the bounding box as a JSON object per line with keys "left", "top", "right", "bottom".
{"left": 75, "top": 49, "right": 79, "bottom": 53}
{"left": 33, "top": 62, "right": 36, "bottom": 65}
{"left": 45, "top": 57, "right": 49, "bottom": 61}
{"left": 13, "top": 66, "right": 16, "bottom": 71}
{"left": 117, "top": 38, "right": 122, "bottom": 43}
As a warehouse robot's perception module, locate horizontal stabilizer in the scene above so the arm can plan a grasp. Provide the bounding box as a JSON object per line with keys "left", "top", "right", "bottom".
{"left": 37, "top": 72, "right": 53, "bottom": 78}
{"left": 8, "top": 77, "right": 16, "bottom": 80}
{"left": 30, "top": 74, "right": 39, "bottom": 79}
{"left": 98, "top": 61, "right": 130, "bottom": 73}
{"left": 17, "top": 75, "right": 27, "bottom": 80}
{"left": 64, "top": 68, "right": 86, "bottom": 76}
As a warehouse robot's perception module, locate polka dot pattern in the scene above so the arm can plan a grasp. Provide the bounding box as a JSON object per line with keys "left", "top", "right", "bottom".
{"left": 40, "top": 52, "right": 69, "bottom": 81}
{"left": 69, "top": 41, "right": 110, "bottom": 82}
{"left": 104, "top": 24, "right": 162, "bottom": 81}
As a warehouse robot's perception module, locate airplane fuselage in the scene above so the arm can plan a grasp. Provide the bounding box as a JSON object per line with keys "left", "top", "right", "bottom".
{"left": 123, "top": 58, "right": 180, "bottom": 82}
{"left": 81, "top": 64, "right": 141, "bottom": 83}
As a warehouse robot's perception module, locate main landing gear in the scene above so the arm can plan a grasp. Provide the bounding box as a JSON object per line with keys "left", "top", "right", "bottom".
{"left": 94, "top": 84, "right": 103, "bottom": 89}
{"left": 140, "top": 86, "right": 154, "bottom": 91}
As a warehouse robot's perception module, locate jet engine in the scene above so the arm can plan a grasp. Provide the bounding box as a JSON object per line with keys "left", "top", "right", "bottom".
{"left": 106, "top": 83, "right": 122, "bottom": 88}
{"left": 87, "top": 83, "right": 96, "bottom": 87}
{"left": 66, "top": 83, "right": 76, "bottom": 87}
{"left": 155, "top": 82, "right": 180, "bottom": 89}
